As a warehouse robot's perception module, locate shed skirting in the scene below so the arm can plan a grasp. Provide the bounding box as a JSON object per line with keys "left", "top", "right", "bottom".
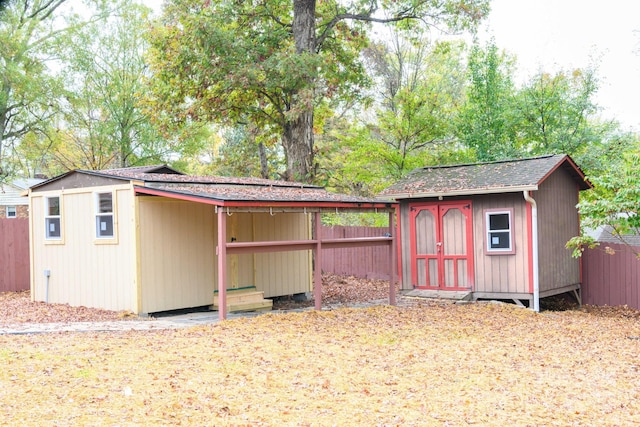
{"left": 472, "top": 283, "right": 581, "bottom": 307}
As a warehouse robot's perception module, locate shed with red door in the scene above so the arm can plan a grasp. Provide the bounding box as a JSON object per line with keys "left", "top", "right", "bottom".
{"left": 380, "top": 154, "right": 592, "bottom": 310}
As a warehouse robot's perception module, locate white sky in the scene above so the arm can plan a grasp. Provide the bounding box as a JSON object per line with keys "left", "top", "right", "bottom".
{"left": 479, "top": 0, "right": 640, "bottom": 131}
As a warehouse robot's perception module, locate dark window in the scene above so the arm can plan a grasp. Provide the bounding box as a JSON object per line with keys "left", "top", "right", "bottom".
{"left": 486, "top": 211, "right": 512, "bottom": 252}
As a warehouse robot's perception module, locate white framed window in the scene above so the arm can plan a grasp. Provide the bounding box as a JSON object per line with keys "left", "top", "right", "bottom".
{"left": 6, "top": 206, "right": 16, "bottom": 218}
{"left": 95, "top": 192, "right": 114, "bottom": 238}
{"left": 45, "top": 197, "right": 61, "bottom": 240}
{"left": 485, "top": 209, "right": 514, "bottom": 254}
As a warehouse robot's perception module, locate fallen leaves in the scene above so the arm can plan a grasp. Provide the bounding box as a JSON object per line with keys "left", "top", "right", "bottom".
{"left": 0, "top": 291, "right": 138, "bottom": 324}
{"left": 0, "top": 303, "right": 639, "bottom": 425}
{"left": 2, "top": 278, "right": 640, "bottom": 425}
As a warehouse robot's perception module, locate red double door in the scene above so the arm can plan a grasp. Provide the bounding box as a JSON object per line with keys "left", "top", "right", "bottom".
{"left": 409, "top": 202, "right": 474, "bottom": 290}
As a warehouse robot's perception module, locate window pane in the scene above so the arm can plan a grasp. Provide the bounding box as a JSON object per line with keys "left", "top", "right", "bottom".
{"left": 96, "top": 215, "right": 114, "bottom": 237}
{"left": 7, "top": 206, "right": 16, "bottom": 218}
{"left": 46, "top": 218, "right": 61, "bottom": 238}
{"left": 489, "top": 213, "right": 509, "bottom": 230}
{"left": 48, "top": 197, "right": 60, "bottom": 216}
{"left": 98, "top": 193, "right": 113, "bottom": 214}
{"left": 489, "top": 231, "right": 510, "bottom": 249}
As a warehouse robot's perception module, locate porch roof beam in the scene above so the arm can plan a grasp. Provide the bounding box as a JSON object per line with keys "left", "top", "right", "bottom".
{"left": 224, "top": 237, "right": 393, "bottom": 255}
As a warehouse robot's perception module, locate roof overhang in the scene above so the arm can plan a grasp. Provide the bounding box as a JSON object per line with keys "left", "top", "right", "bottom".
{"left": 134, "top": 186, "right": 397, "bottom": 213}
{"left": 380, "top": 185, "right": 539, "bottom": 201}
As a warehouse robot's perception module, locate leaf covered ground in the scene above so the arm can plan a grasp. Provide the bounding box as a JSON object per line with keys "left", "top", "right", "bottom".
{"left": 1, "top": 277, "right": 640, "bottom": 426}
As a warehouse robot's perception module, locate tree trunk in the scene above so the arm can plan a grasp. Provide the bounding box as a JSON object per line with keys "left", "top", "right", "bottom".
{"left": 286, "top": 0, "right": 316, "bottom": 183}
{"left": 258, "top": 141, "right": 269, "bottom": 179}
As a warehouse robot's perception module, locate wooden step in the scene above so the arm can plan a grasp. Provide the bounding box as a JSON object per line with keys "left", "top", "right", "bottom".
{"left": 212, "top": 286, "right": 273, "bottom": 313}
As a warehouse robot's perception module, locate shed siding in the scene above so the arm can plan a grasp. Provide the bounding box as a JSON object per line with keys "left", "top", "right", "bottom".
{"left": 472, "top": 193, "right": 529, "bottom": 294}
{"left": 253, "top": 212, "right": 312, "bottom": 298}
{"left": 399, "top": 204, "right": 413, "bottom": 289}
{"left": 535, "top": 168, "right": 581, "bottom": 291}
{"left": 138, "top": 199, "right": 215, "bottom": 313}
{"left": 137, "top": 203, "right": 311, "bottom": 313}
{"left": 30, "top": 185, "right": 137, "bottom": 312}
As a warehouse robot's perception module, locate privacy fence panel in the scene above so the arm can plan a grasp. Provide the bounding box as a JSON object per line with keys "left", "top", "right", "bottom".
{"left": 320, "top": 226, "right": 392, "bottom": 280}
{"left": 582, "top": 243, "right": 640, "bottom": 310}
{"left": 0, "top": 218, "right": 30, "bottom": 292}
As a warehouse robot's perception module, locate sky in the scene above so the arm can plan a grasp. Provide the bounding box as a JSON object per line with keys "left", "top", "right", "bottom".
{"left": 479, "top": 0, "right": 640, "bottom": 131}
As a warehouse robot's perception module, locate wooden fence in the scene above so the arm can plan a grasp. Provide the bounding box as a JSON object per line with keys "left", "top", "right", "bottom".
{"left": 0, "top": 218, "right": 30, "bottom": 292}
{"left": 320, "top": 225, "right": 392, "bottom": 280}
{"left": 582, "top": 242, "right": 640, "bottom": 310}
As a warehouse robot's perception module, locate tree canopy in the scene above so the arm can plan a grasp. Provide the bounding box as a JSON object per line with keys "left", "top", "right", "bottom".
{"left": 146, "top": 0, "right": 490, "bottom": 182}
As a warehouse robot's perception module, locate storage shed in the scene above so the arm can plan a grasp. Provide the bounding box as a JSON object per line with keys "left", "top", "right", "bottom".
{"left": 380, "top": 154, "right": 592, "bottom": 310}
{"left": 28, "top": 166, "right": 396, "bottom": 319}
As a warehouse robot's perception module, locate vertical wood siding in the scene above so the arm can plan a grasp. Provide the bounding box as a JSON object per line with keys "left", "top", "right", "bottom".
{"left": 0, "top": 218, "right": 29, "bottom": 292}
{"left": 471, "top": 193, "right": 529, "bottom": 294}
{"left": 320, "top": 225, "right": 393, "bottom": 280}
{"left": 138, "top": 199, "right": 216, "bottom": 313}
{"left": 30, "top": 186, "right": 137, "bottom": 312}
{"left": 582, "top": 243, "right": 640, "bottom": 309}
{"left": 253, "top": 213, "right": 312, "bottom": 298}
{"left": 535, "top": 169, "right": 581, "bottom": 291}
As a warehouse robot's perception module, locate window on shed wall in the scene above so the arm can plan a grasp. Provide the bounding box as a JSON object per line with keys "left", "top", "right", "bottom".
{"left": 95, "top": 192, "right": 115, "bottom": 238}
{"left": 6, "top": 206, "right": 16, "bottom": 218}
{"left": 45, "top": 197, "right": 61, "bottom": 239}
{"left": 485, "top": 209, "right": 514, "bottom": 254}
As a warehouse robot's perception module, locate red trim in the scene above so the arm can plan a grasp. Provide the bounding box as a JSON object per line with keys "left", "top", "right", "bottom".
{"left": 526, "top": 200, "right": 534, "bottom": 293}
{"left": 409, "top": 201, "right": 473, "bottom": 291}
{"left": 134, "top": 186, "right": 396, "bottom": 210}
{"left": 395, "top": 210, "right": 403, "bottom": 283}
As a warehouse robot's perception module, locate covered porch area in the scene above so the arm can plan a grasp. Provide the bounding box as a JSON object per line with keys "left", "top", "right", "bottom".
{"left": 135, "top": 186, "right": 397, "bottom": 320}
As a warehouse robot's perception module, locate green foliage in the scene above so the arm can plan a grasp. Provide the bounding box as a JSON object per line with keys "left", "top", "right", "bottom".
{"left": 514, "top": 68, "right": 601, "bottom": 158}
{"left": 321, "top": 212, "right": 389, "bottom": 227}
{"left": 0, "top": 0, "right": 70, "bottom": 178}
{"left": 146, "top": 0, "right": 490, "bottom": 182}
{"left": 319, "top": 36, "right": 471, "bottom": 196}
{"left": 568, "top": 142, "right": 640, "bottom": 258}
{"left": 50, "top": 0, "right": 192, "bottom": 172}
{"left": 456, "top": 39, "right": 519, "bottom": 161}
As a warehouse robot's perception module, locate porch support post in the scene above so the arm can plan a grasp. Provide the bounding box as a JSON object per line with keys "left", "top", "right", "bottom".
{"left": 217, "top": 207, "right": 228, "bottom": 320}
{"left": 389, "top": 210, "right": 397, "bottom": 306}
{"left": 314, "top": 211, "right": 322, "bottom": 310}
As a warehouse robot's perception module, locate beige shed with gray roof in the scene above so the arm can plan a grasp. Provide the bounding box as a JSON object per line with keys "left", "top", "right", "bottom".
{"left": 28, "top": 166, "right": 396, "bottom": 319}
{"left": 380, "top": 154, "right": 592, "bottom": 309}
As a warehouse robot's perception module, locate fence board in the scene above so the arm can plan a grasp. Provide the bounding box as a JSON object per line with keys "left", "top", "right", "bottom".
{"left": 0, "top": 218, "right": 30, "bottom": 292}
{"left": 582, "top": 243, "right": 640, "bottom": 310}
{"left": 320, "top": 226, "right": 391, "bottom": 279}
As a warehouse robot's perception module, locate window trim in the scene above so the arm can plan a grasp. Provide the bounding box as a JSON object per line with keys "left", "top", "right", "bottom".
{"left": 94, "top": 191, "right": 118, "bottom": 244}
{"left": 6, "top": 206, "right": 17, "bottom": 218}
{"left": 484, "top": 208, "right": 515, "bottom": 255}
{"left": 44, "top": 196, "right": 64, "bottom": 243}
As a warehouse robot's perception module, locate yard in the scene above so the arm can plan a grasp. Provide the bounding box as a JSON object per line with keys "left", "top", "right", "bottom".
{"left": 1, "top": 279, "right": 640, "bottom": 426}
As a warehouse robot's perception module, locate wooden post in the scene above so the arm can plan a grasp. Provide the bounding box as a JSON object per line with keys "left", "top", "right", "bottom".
{"left": 314, "top": 212, "right": 322, "bottom": 310}
{"left": 389, "top": 210, "right": 397, "bottom": 306}
{"left": 217, "top": 208, "right": 227, "bottom": 320}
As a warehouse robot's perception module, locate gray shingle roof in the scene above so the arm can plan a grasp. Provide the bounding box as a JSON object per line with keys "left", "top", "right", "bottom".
{"left": 32, "top": 166, "right": 394, "bottom": 207}
{"left": 380, "top": 154, "right": 591, "bottom": 199}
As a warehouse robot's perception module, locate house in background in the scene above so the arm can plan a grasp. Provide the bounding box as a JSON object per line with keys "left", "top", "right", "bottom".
{"left": 0, "top": 178, "right": 44, "bottom": 218}
{"left": 380, "top": 154, "right": 592, "bottom": 310}
{"left": 28, "top": 166, "right": 396, "bottom": 318}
